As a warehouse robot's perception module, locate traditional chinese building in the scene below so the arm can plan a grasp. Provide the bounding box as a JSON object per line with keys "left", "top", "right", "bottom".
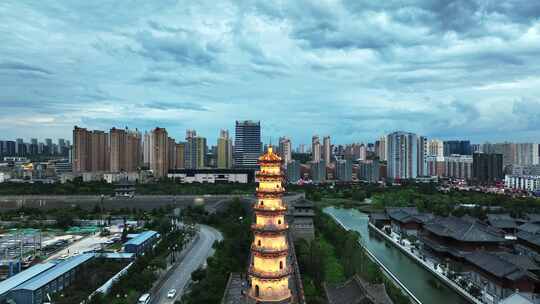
{"left": 248, "top": 146, "right": 292, "bottom": 303}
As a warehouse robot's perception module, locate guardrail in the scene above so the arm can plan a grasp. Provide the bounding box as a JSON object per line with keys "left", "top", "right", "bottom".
{"left": 328, "top": 213, "right": 423, "bottom": 304}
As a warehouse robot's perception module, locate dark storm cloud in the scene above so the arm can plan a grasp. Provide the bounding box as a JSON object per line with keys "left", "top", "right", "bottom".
{"left": 132, "top": 28, "right": 223, "bottom": 67}
{"left": 0, "top": 61, "right": 53, "bottom": 75}
{"left": 2, "top": 0, "right": 540, "bottom": 143}
{"left": 143, "top": 101, "right": 209, "bottom": 112}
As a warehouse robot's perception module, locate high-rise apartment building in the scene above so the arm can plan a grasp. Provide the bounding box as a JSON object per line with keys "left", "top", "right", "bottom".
{"left": 336, "top": 159, "right": 352, "bottom": 182}
{"left": 417, "top": 136, "right": 428, "bottom": 177}
{"left": 286, "top": 160, "right": 301, "bottom": 183}
{"left": 234, "top": 120, "right": 261, "bottom": 168}
{"left": 311, "top": 160, "right": 326, "bottom": 183}
{"left": 428, "top": 139, "right": 444, "bottom": 157}
{"left": 311, "top": 135, "right": 321, "bottom": 162}
{"left": 168, "top": 137, "right": 176, "bottom": 170}
{"left": 375, "top": 136, "right": 387, "bottom": 161}
{"left": 444, "top": 140, "right": 472, "bottom": 156}
{"left": 358, "top": 143, "right": 367, "bottom": 161}
{"left": 174, "top": 142, "right": 186, "bottom": 169}
{"left": 90, "top": 130, "right": 108, "bottom": 172}
{"left": 515, "top": 143, "right": 539, "bottom": 166}
{"left": 73, "top": 126, "right": 91, "bottom": 173}
{"left": 150, "top": 127, "right": 169, "bottom": 178}
{"left": 217, "top": 129, "right": 233, "bottom": 168}
{"left": 109, "top": 128, "right": 126, "bottom": 173}
{"left": 322, "top": 136, "right": 331, "bottom": 164}
{"left": 358, "top": 159, "right": 381, "bottom": 183}
{"left": 185, "top": 130, "right": 207, "bottom": 169}
{"left": 143, "top": 131, "right": 153, "bottom": 167}
{"left": 278, "top": 137, "right": 292, "bottom": 164}
{"left": 110, "top": 128, "right": 140, "bottom": 173}
{"left": 473, "top": 153, "right": 503, "bottom": 185}
{"left": 387, "top": 131, "right": 418, "bottom": 180}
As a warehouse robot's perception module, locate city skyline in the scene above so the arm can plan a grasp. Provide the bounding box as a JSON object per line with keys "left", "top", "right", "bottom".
{"left": 2, "top": 1, "right": 540, "bottom": 144}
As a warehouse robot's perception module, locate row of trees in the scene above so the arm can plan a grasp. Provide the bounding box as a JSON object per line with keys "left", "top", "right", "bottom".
{"left": 180, "top": 199, "right": 252, "bottom": 304}
{"left": 88, "top": 223, "right": 189, "bottom": 304}
{"left": 0, "top": 179, "right": 256, "bottom": 195}
{"left": 371, "top": 184, "right": 540, "bottom": 218}
{"left": 296, "top": 208, "right": 411, "bottom": 304}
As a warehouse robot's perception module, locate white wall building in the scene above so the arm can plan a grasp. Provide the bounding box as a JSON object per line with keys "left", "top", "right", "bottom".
{"left": 505, "top": 175, "right": 540, "bottom": 192}
{"left": 168, "top": 169, "right": 252, "bottom": 184}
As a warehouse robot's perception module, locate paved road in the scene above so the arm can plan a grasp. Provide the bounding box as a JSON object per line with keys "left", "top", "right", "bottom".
{"left": 152, "top": 225, "right": 223, "bottom": 304}
{"left": 45, "top": 234, "right": 113, "bottom": 261}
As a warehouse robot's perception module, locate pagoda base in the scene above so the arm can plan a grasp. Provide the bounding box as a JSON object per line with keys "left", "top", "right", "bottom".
{"left": 247, "top": 295, "right": 292, "bottom": 304}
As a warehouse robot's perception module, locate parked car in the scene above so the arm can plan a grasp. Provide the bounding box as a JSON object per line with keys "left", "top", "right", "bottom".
{"left": 167, "top": 289, "right": 177, "bottom": 299}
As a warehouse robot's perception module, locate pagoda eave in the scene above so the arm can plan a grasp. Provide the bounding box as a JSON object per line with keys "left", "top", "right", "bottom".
{"left": 249, "top": 268, "right": 291, "bottom": 280}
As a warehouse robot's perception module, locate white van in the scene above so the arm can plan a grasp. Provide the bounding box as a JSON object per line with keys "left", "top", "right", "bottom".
{"left": 138, "top": 293, "right": 151, "bottom": 304}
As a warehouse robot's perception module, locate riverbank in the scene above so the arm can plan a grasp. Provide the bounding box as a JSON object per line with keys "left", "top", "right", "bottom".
{"left": 326, "top": 210, "right": 422, "bottom": 304}
{"left": 367, "top": 222, "right": 482, "bottom": 304}
{"left": 324, "top": 207, "right": 470, "bottom": 304}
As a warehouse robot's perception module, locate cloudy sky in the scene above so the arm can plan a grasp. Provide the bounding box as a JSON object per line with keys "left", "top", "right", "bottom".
{"left": 1, "top": 1, "right": 540, "bottom": 146}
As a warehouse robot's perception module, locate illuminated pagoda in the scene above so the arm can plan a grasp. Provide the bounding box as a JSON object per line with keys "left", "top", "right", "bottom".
{"left": 248, "top": 146, "right": 292, "bottom": 303}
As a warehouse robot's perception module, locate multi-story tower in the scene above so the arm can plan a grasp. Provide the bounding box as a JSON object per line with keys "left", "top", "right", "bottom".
{"left": 387, "top": 131, "right": 418, "bottom": 180}
{"left": 417, "top": 136, "right": 428, "bottom": 177}
{"left": 151, "top": 127, "right": 169, "bottom": 178}
{"left": 234, "top": 120, "right": 261, "bottom": 168}
{"left": 322, "top": 136, "right": 331, "bottom": 164}
{"left": 184, "top": 130, "right": 207, "bottom": 169}
{"left": 175, "top": 142, "right": 186, "bottom": 169}
{"left": 143, "top": 131, "right": 153, "bottom": 167}
{"left": 311, "top": 135, "right": 320, "bottom": 162}
{"left": 73, "top": 126, "right": 91, "bottom": 173}
{"left": 278, "top": 137, "right": 292, "bottom": 165}
{"left": 217, "top": 129, "right": 233, "bottom": 168}
{"left": 90, "top": 130, "right": 108, "bottom": 172}
{"left": 109, "top": 127, "right": 127, "bottom": 172}
{"left": 428, "top": 139, "right": 444, "bottom": 157}
{"left": 249, "top": 146, "right": 292, "bottom": 303}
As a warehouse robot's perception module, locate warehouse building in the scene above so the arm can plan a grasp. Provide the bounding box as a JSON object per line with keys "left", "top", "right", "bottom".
{"left": 7, "top": 253, "right": 94, "bottom": 304}
{"left": 123, "top": 230, "right": 159, "bottom": 256}
{"left": 0, "top": 263, "right": 55, "bottom": 302}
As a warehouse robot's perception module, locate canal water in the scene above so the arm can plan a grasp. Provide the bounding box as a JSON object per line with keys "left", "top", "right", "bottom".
{"left": 324, "top": 207, "right": 469, "bottom": 304}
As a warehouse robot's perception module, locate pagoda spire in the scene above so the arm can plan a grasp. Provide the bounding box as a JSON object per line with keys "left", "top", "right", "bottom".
{"left": 248, "top": 146, "right": 292, "bottom": 303}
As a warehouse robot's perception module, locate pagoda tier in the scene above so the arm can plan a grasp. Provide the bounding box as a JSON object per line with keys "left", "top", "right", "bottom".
{"left": 248, "top": 146, "right": 292, "bottom": 303}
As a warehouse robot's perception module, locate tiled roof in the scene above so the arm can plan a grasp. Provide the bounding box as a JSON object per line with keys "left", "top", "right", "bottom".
{"left": 487, "top": 214, "right": 517, "bottom": 229}
{"left": 324, "top": 275, "right": 393, "bottom": 304}
{"left": 526, "top": 214, "right": 540, "bottom": 222}
{"left": 258, "top": 146, "right": 281, "bottom": 162}
{"left": 370, "top": 213, "right": 390, "bottom": 221}
{"left": 517, "top": 231, "right": 540, "bottom": 247}
{"left": 386, "top": 207, "right": 433, "bottom": 224}
{"left": 463, "top": 251, "right": 535, "bottom": 281}
{"left": 424, "top": 216, "right": 506, "bottom": 242}
{"left": 518, "top": 222, "right": 540, "bottom": 234}
{"left": 499, "top": 293, "right": 534, "bottom": 304}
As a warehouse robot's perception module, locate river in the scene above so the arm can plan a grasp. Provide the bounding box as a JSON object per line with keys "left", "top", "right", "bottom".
{"left": 324, "top": 207, "right": 469, "bottom": 304}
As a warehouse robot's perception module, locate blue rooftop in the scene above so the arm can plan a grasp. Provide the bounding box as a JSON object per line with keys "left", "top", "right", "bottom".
{"left": 103, "top": 252, "right": 135, "bottom": 259}
{"left": 0, "top": 263, "right": 55, "bottom": 296}
{"left": 124, "top": 230, "right": 158, "bottom": 247}
{"left": 14, "top": 253, "right": 95, "bottom": 291}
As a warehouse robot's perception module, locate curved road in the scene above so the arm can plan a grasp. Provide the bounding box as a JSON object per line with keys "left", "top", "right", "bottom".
{"left": 152, "top": 225, "right": 223, "bottom": 304}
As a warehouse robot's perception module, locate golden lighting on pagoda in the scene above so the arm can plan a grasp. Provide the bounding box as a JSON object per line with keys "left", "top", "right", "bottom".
{"left": 248, "top": 146, "right": 292, "bottom": 303}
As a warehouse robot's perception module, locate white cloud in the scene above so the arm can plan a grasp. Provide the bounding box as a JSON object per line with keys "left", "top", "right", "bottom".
{"left": 1, "top": 0, "right": 540, "bottom": 144}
